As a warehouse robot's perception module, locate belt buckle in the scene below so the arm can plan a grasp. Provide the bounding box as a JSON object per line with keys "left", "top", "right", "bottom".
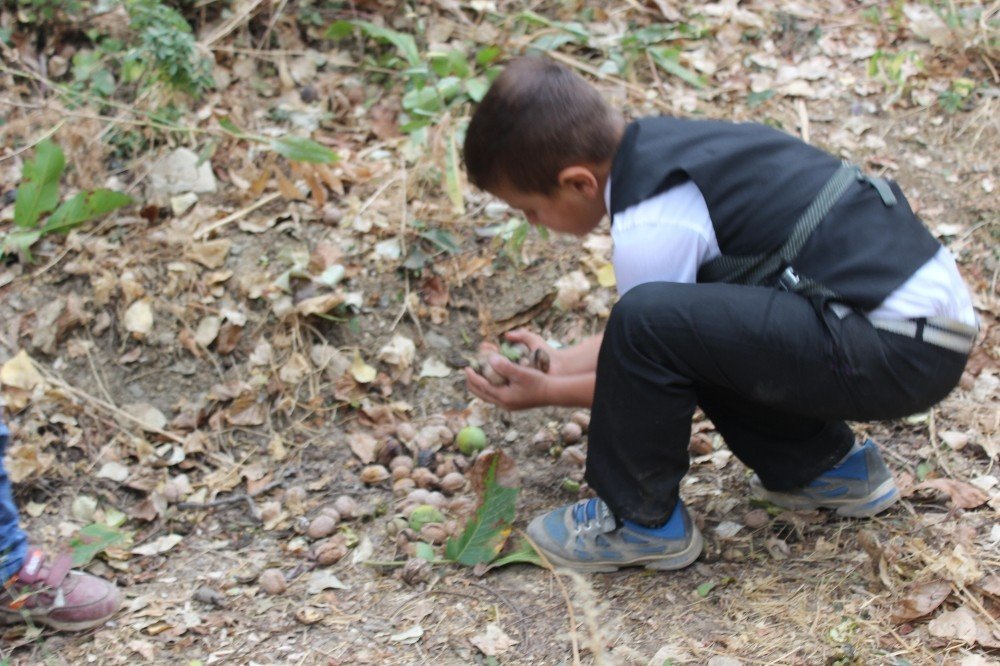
{"left": 778, "top": 266, "right": 801, "bottom": 292}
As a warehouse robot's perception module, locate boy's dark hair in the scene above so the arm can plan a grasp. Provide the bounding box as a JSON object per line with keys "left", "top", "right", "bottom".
{"left": 463, "top": 56, "right": 622, "bottom": 195}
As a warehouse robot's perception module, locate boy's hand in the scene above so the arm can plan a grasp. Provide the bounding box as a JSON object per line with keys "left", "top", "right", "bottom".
{"left": 464, "top": 353, "right": 550, "bottom": 411}
{"left": 502, "top": 329, "right": 565, "bottom": 375}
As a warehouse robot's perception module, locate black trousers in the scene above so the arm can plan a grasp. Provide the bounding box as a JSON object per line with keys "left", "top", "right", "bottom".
{"left": 586, "top": 282, "right": 969, "bottom": 526}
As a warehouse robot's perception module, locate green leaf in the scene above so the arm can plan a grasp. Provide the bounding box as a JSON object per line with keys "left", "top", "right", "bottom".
{"left": 352, "top": 20, "right": 421, "bottom": 68}
{"left": 69, "top": 523, "right": 126, "bottom": 567}
{"left": 270, "top": 136, "right": 338, "bottom": 164}
{"left": 419, "top": 228, "right": 460, "bottom": 254}
{"left": 325, "top": 20, "right": 354, "bottom": 40}
{"left": 488, "top": 538, "right": 541, "bottom": 569}
{"left": 465, "top": 76, "right": 489, "bottom": 103}
{"left": 648, "top": 47, "right": 705, "bottom": 89}
{"left": 696, "top": 581, "right": 717, "bottom": 597}
{"left": 413, "top": 542, "right": 436, "bottom": 562}
{"left": 14, "top": 139, "right": 65, "bottom": 228}
{"left": 43, "top": 189, "right": 131, "bottom": 234}
{"left": 445, "top": 457, "right": 519, "bottom": 565}
{"left": 218, "top": 116, "right": 247, "bottom": 138}
{"left": 1, "top": 228, "right": 42, "bottom": 261}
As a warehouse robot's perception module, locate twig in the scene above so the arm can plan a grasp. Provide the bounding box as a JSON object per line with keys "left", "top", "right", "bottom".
{"left": 40, "top": 368, "right": 185, "bottom": 444}
{"left": 797, "top": 99, "right": 811, "bottom": 144}
{"left": 199, "top": 0, "right": 268, "bottom": 47}
{"left": 193, "top": 191, "right": 282, "bottom": 239}
{"left": 0, "top": 120, "right": 66, "bottom": 163}
{"left": 545, "top": 50, "right": 672, "bottom": 114}
{"left": 521, "top": 531, "right": 582, "bottom": 665}
{"left": 176, "top": 477, "right": 286, "bottom": 511}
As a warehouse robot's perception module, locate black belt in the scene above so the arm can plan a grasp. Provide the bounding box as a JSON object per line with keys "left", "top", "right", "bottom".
{"left": 870, "top": 317, "right": 977, "bottom": 354}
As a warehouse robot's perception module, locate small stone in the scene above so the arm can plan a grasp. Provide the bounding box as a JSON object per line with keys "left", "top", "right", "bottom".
{"left": 259, "top": 569, "right": 286, "bottom": 595}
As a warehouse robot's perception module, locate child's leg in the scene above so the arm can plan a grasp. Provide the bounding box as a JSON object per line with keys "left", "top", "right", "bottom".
{"left": 694, "top": 385, "right": 853, "bottom": 492}
{"left": 584, "top": 281, "right": 966, "bottom": 527}
{"left": 0, "top": 411, "right": 28, "bottom": 580}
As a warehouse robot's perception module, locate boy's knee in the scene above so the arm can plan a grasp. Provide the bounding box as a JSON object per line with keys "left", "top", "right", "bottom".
{"left": 610, "top": 282, "right": 693, "bottom": 328}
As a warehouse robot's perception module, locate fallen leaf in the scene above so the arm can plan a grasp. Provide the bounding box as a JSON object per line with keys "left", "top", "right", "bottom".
{"left": 389, "top": 625, "right": 424, "bottom": 644}
{"left": 377, "top": 334, "right": 416, "bottom": 368}
{"left": 419, "top": 358, "right": 451, "bottom": 378}
{"left": 307, "top": 570, "right": 349, "bottom": 594}
{"left": 1, "top": 350, "right": 44, "bottom": 390}
{"left": 278, "top": 352, "right": 311, "bottom": 385}
{"left": 97, "top": 462, "right": 130, "bottom": 483}
{"left": 553, "top": 270, "right": 590, "bottom": 311}
{"left": 470, "top": 623, "right": 517, "bottom": 656}
{"left": 123, "top": 403, "right": 168, "bottom": 432}
{"left": 346, "top": 431, "right": 377, "bottom": 463}
{"left": 124, "top": 299, "right": 154, "bottom": 337}
{"left": 186, "top": 239, "right": 231, "bottom": 269}
{"left": 5, "top": 444, "right": 55, "bottom": 482}
{"left": 928, "top": 606, "right": 1000, "bottom": 648}
{"left": 350, "top": 353, "right": 377, "bottom": 384}
{"left": 132, "top": 534, "right": 184, "bottom": 556}
{"left": 890, "top": 580, "right": 952, "bottom": 623}
{"left": 195, "top": 316, "right": 221, "bottom": 347}
{"left": 913, "top": 478, "right": 989, "bottom": 509}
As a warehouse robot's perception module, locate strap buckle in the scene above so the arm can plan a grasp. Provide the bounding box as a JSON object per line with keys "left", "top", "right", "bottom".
{"left": 777, "top": 265, "right": 801, "bottom": 292}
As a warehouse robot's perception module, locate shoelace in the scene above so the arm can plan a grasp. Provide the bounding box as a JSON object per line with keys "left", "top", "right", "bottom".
{"left": 571, "top": 498, "right": 611, "bottom": 530}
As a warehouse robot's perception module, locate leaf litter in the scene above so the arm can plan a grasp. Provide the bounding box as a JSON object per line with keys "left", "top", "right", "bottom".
{"left": 0, "top": 0, "right": 997, "bottom": 663}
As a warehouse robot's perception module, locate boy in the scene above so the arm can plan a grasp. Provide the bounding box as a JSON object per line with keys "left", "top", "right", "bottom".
{"left": 0, "top": 407, "right": 121, "bottom": 630}
{"left": 462, "top": 56, "right": 977, "bottom": 573}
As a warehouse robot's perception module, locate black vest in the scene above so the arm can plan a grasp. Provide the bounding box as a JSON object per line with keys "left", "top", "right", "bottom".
{"left": 609, "top": 117, "right": 941, "bottom": 310}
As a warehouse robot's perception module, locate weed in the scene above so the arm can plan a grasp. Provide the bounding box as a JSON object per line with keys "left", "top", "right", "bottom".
{"left": 328, "top": 20, "right": 501, "bottom": 134}
{"left": 2, "top": 140, "right": 131, "bottom": 261}
{"left": 124, "top": 0, "right": 214, "bottom": 97}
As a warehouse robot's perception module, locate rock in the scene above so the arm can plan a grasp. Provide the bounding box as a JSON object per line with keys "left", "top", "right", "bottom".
{"left": 148, "top": 148, "right": 217, "bottom": 203}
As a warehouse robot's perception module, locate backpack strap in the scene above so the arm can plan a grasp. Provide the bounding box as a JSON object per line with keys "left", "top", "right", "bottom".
{"left": 699, "top": 163, "right": 897, "bottom": 298}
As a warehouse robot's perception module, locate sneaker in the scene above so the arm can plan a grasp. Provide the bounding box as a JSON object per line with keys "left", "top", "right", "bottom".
{"left": 526, "top": 498, "right": 703, "bottom": 573}
{"left": 749, "top": 439, "right": 900, "bottom": 518}
{"left": 2, "top": 549, "right": 120, "bottom": 631}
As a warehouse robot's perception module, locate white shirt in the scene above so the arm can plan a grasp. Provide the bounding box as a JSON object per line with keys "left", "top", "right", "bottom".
{"left": 606, "top": 178, "right": 977, "bottom": 326}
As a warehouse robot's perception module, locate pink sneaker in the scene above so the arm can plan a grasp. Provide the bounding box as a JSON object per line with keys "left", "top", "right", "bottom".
{"left": 2, "top": 549, "right": 120, "bottom": 631}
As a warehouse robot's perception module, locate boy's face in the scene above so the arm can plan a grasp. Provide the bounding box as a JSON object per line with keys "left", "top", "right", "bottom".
{"left": 491, "top": 174, "right": 606, "bottom": 237}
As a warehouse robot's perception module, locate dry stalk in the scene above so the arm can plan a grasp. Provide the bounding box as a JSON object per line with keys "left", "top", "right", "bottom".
{"left": 521, "top": 531, "right": 582, "bottom": 665}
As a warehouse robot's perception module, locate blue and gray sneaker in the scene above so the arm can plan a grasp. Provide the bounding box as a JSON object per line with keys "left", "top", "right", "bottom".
{"left": 749, "top": 439, "right": 900, "bottom": 518}
{"left": 525, "top": 498, "right": 703, "bottom": 573}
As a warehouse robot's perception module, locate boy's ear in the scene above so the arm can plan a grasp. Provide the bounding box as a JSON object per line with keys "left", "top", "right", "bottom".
{"left": 557, "top": 166, "right": 600, "bottom": 198}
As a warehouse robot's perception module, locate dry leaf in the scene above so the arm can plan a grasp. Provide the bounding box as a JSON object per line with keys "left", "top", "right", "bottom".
{"left": 377, "top": 334, "right": 416, "bottom": 368}
{"left": 914, "top": 478, "right": 989, "bottom": 509}
{"left": 6, "top": 444, "right": 55, "bottom": 483}
{"left": 123, "top": 403, "right": 168, "bottom": 432}
{"left": 278, "top": 353, "right": 311, "bottom": 385}
{"left": 295, "top": 293, "right": 345, "bottom": 317}
{"left": 124, "top": 299, "right": 154, "bottom": 337}
{"left": 470, "top": 623, "right": 517, "bottom": 656}
{"left": 350, "top": 353, "right": 377, "bottom": 384}
{"left": 346, "top": 431, "right": 377, "bottom": 464}
{"left": 215, "top": 322, "right": 243, "bottom": 355}
{"left": 186, "top": 240, "right": 231, "bottom": 269}
{"left": 1, "top": 350, "right": 44, "bottom": 390}
{"left": 469, "top": 449, "right": 520, "bottom": 497}
{"left": 195, "top": 316, "right": 221, "bottom": 347}
{"left": 553, "top": 270, "right": 590, "bottom": 310}
{"left": 132, "top": 534, "right": 184, "bottom": 556}
{"left": 890, "top": 580, "right": 952, "bottom": 623}
{"left": 928, "top": 606, "right": 1000, "bottom": 648}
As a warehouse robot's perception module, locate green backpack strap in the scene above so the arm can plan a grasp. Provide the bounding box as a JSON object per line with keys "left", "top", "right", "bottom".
{"left": 699, "top": 163, "right": 896, "bottom": 298}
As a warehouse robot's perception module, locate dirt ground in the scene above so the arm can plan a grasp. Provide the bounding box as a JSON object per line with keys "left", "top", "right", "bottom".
{"left": 0, "top": 1, "right": 998, "bottom": 664}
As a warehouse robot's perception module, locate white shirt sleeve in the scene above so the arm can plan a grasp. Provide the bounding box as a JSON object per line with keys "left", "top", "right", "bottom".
{"left": 609, "top": 179, "right": 721, "bottom": 295}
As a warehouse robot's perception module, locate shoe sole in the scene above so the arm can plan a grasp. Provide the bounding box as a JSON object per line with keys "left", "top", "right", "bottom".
{"left": 751, "top": 477, "right": 900, "bottom": 518}
{"left": 535, "top": 525, "right": 705, "bottom": 574}
{"left": 0, "top": 608, "right": 114, "bottom": 632}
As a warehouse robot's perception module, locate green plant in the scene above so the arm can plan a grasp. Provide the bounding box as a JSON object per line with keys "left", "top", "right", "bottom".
{"left": 2, "top": 140, "right": 132, "bottom": 261}
{"left": 867, "top": 49, "right": 924, "bottom": 103}
{"left": 938, "top": 77, "right": 976, "bottom": 113}
{"left": 124, "top": 0, "right": 214, "bottom": 96}
{"left": 14, "top": 0, "right": 87, "bottom": 24}
{"left": 327, "top": 20, "right": 501, "bottom": 134}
